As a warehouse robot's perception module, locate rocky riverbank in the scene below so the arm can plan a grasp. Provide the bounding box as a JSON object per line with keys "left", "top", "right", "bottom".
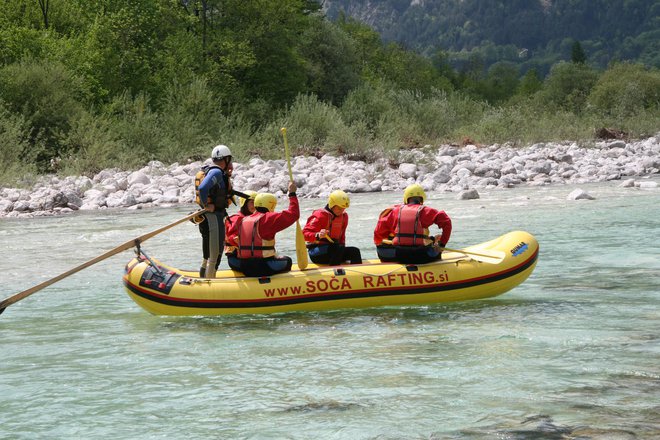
{"left": 1, "top": 136, "right": 659, "bottom": 218}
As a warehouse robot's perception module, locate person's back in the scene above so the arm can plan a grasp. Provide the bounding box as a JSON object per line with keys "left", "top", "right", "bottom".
{"left": 303, "top": 190, "right": 362, "bottom": 265}
{"left": 374, "top": 184, "right": 452, "bottom": 264}
{"left": 225, "top": 190, "right": 256, "bottom": 272}
{"left": 235, "top": 182, "right": 299, "bottom": 277}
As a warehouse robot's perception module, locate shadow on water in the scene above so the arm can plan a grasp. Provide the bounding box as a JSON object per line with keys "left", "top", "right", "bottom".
{"left": 279, "top": 399, "right": 367, "bottom": 413}
{"left": 121, "top": 296, "right": 573, "bottom": 334}
{"left": 543, "top": 266, "right": 660, "bottom": 293}
{"left": 454, "top": 415, "right": 642, "bottom": 440}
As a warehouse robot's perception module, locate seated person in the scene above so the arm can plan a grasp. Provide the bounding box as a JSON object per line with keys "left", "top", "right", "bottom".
{"left": 303, "top": 190, "right": 362, "bottom": 265}
{"left": 224, "top": 190, "right": 257, "bottom": 272}
{"left": 374, "top": 184, "right": 452, "bottom": 264}
{"left": 234, "top": 182, "right": 299, "bottom": 277}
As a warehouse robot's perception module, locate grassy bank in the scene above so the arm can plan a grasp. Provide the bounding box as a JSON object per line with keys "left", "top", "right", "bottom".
{"left": 1, "top": 65, "right": 659, "bottom": 188}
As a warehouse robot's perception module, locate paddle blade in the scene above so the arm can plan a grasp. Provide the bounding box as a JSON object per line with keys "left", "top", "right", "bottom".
{"left": 295, "top": 222, "right": 308, "bottom": 270}
{"left": 280, "top": 127, "right": 294, "bottom": 180}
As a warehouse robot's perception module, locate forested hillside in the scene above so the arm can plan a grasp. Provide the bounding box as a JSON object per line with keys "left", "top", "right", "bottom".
{"left": 0, "top": 0, "right": 658, "bottom": 186}
{"left": 323, "top": 0, "right": 660, "bottom": 73}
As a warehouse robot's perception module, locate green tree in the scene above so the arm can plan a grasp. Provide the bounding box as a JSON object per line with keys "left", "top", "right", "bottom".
{"left": 482, "top": 61, "right": 520, "bottom": 103}
{"left": 377, "top": 42, "right": 452, "bottom": 94}
{"left": 223, "top": 0, "right": 318, "bottom": 107}
{"left": 431, "top": 49, "right": 458, "bottom": 87}
{"left": 336, "top": 14, "right": 390, "bottom": 84}
{"left": 571, "top": 40, "right": 587, "bottom": 64}
{"left": 37, "top": 0, "right": 50, "bottom": 29}
{"left": 588, "top": 62, "right": 660, "bottom": 116}
{"left": 539, "top": 61, "right": 598, "bottom": 113}
{"left": 0, "top": 101, "right": 37, "bottom": 184}
{"left": 299, "top": 18, "right": 361, "bottom": 105}
{"left": 517, "top": 68, "right": 543, "bottom": 96}
{"left": 0, "top": 58, "right": 88, "bottom": 171}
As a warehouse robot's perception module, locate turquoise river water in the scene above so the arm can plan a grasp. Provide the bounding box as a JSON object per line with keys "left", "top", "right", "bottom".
{"left": 1, "top": 179, "right": 658, "bottom": 439}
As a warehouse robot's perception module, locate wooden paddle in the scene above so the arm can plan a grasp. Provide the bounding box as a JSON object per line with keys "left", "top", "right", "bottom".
{"left": 381, "top": 239, "right": 504, "bottom": 263}
{"left": 0, "top": 209, "right": 206, "bottom": 316}
{"left": 441, "top": 246, "right": 505, "bottom": 263}
{"left": 280, "top": 127, "right": 309, "bottom": 270}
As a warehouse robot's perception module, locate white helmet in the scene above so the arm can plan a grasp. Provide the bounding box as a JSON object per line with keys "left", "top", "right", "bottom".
{"left": 211, "top": 144, "right": 232, "bottom": 160}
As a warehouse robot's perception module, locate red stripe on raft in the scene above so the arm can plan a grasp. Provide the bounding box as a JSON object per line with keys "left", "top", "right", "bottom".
{"left": 123, "top": 247, "right": 538, "bottom": 309}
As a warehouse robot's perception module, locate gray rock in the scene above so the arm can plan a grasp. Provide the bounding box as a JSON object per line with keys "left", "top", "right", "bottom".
{"left": 268, "top": 175, "right": 290, "bottom": 193}
{"left": 2, "top": 133, "right": 659, "bottom": 218}
{"left": 63, "top": 191, "right": 83, "bottom": 208}
{"left": 13, "top": 201, "right": 30, "bottom": 212}
{"left": 7, "top": 190, "right": 21, "bottom": 202}
{"left": 606, "top": 140, "right": 626, "bottom": 149}
{"left": 567, "top": 188, "right": 595, "bottom": 200}
{"left": 155, "top": 195, "right": 179, "bottom": 204}
{"left": 128, "top": 171, "right": 150, "bottom": 186}
{"left": 0, "top": 200, "right": 13, "bottom": 212}
{"left": 455, "top": 167, "right": 472, "bottom": 179}
{"left": 531, "top": 161, "right": 553, "bottom": 175}
{"left": 369, "top": 180, "right": 383, "bottom": 191}
{"left": 431, "top": 168, "right": 451, "bottom": 184}
{"left": 398, "top": 163, "right": 417, "bottom": 178}
{"left": 163, "top": 187, "right": 180, "bottom": 197}
{"left": 245, "top": 177, "right": 270, "bottom": 191}
{"left": 121, "top": 192, "right": 138, "bottom": 206}
{"left": 135, "top": 194, "right": 153, "bottom": 204}
{"left": 457, "top": 189, "right": 480, "bottom": 200}
{"left": 351, "top": 181, "right": 372, "bottom": 193}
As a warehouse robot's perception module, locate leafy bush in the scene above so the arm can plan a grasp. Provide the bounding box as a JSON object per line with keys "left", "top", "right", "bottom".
{"left": 588, "top": 63, "right": 660, "bottom": 117}
{"left": 538, "top": 61, "right": 599, "bottom": 113}
{"left": 326, "top": 119, "right": 385, "bottom": 162}
{"left": 278, "top": 94, "right": 348, "bottom": 156}
{"left": 0, "top": 58, "right": 88, "bottom": 171}
{"left": 58, "top": 112, "right": 123, "bottom": 176}
{"left": 340, "top": 81, "right": 396, "bottom": 129}
{"left": 0, "top": 0, "right": 658, "bottom": 187}
{"left": 299, "top": 18, "right": 361, "bottom": 105}
{"left": 0, "top": 102, "right": 37, "bottom": 186}
{"left": 158, "top": 77, "right": 221, "bottom": 161}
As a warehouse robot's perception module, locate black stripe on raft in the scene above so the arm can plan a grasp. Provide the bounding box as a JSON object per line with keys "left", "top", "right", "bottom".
{"left": 124, "top": 248, "right": 538, "bottom": 310}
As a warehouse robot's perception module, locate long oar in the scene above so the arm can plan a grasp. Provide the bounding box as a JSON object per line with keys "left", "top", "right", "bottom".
{"left": 441, "top": 246, "right": 504, "bottom": 263}
{"left": 0, "top": 209, "right": 206, "bottom": 316}
{"left": 381, "top": 239, "right": 503, "bottom": 263}
{"left": 280, "top": 127, "right": 309, "bottom": 270}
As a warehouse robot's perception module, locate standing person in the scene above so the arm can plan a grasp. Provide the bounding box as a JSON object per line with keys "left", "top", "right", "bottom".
{"left": 373, "top": 184, "right": 452, "bottom": 264}
{"left": 196, "top": 144, "right": 233, "bottom": 278}
{"left": 235, "top": 182, "right": 299, "bottom": 277}
{"left": 303, "top": 190, "right": 362, "bottom": 265}
{"left": 224, "top": 190, "right": 257, "bottom": 272}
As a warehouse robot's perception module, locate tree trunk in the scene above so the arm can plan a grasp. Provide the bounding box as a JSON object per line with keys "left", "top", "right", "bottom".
{"left": 38, "top": 0, "right": 49, "bottom": 29}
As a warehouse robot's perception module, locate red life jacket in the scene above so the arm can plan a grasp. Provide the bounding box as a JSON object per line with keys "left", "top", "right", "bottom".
{"left": 224, "top": 213, "right": 242, "bottom": 254}
{"left": 310, "top": 209, "right": 345, "bottom": 244}
{"left": 392, "top": 204, "right": 432, "bottom": 247}
{"left": 237, "top": 213, "right": 276, "bottom": 258}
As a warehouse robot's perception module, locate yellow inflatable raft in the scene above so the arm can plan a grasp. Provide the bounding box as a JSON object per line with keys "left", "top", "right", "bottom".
{"left": 122, "top": 230, "right": 538, "bottom": 316}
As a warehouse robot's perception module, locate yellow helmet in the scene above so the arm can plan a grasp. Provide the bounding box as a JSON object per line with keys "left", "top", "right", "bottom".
{"left": 403, "top": 184, "right": 426, "bottom": 204}
{"left": 254, "top": 193, "right": 277, "bottom": 212}
{"left": 240, "top": 190, "right": 257, "bottom": 209}
{"left": 328, "top": 190, "right": 350, "bottom": 209}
